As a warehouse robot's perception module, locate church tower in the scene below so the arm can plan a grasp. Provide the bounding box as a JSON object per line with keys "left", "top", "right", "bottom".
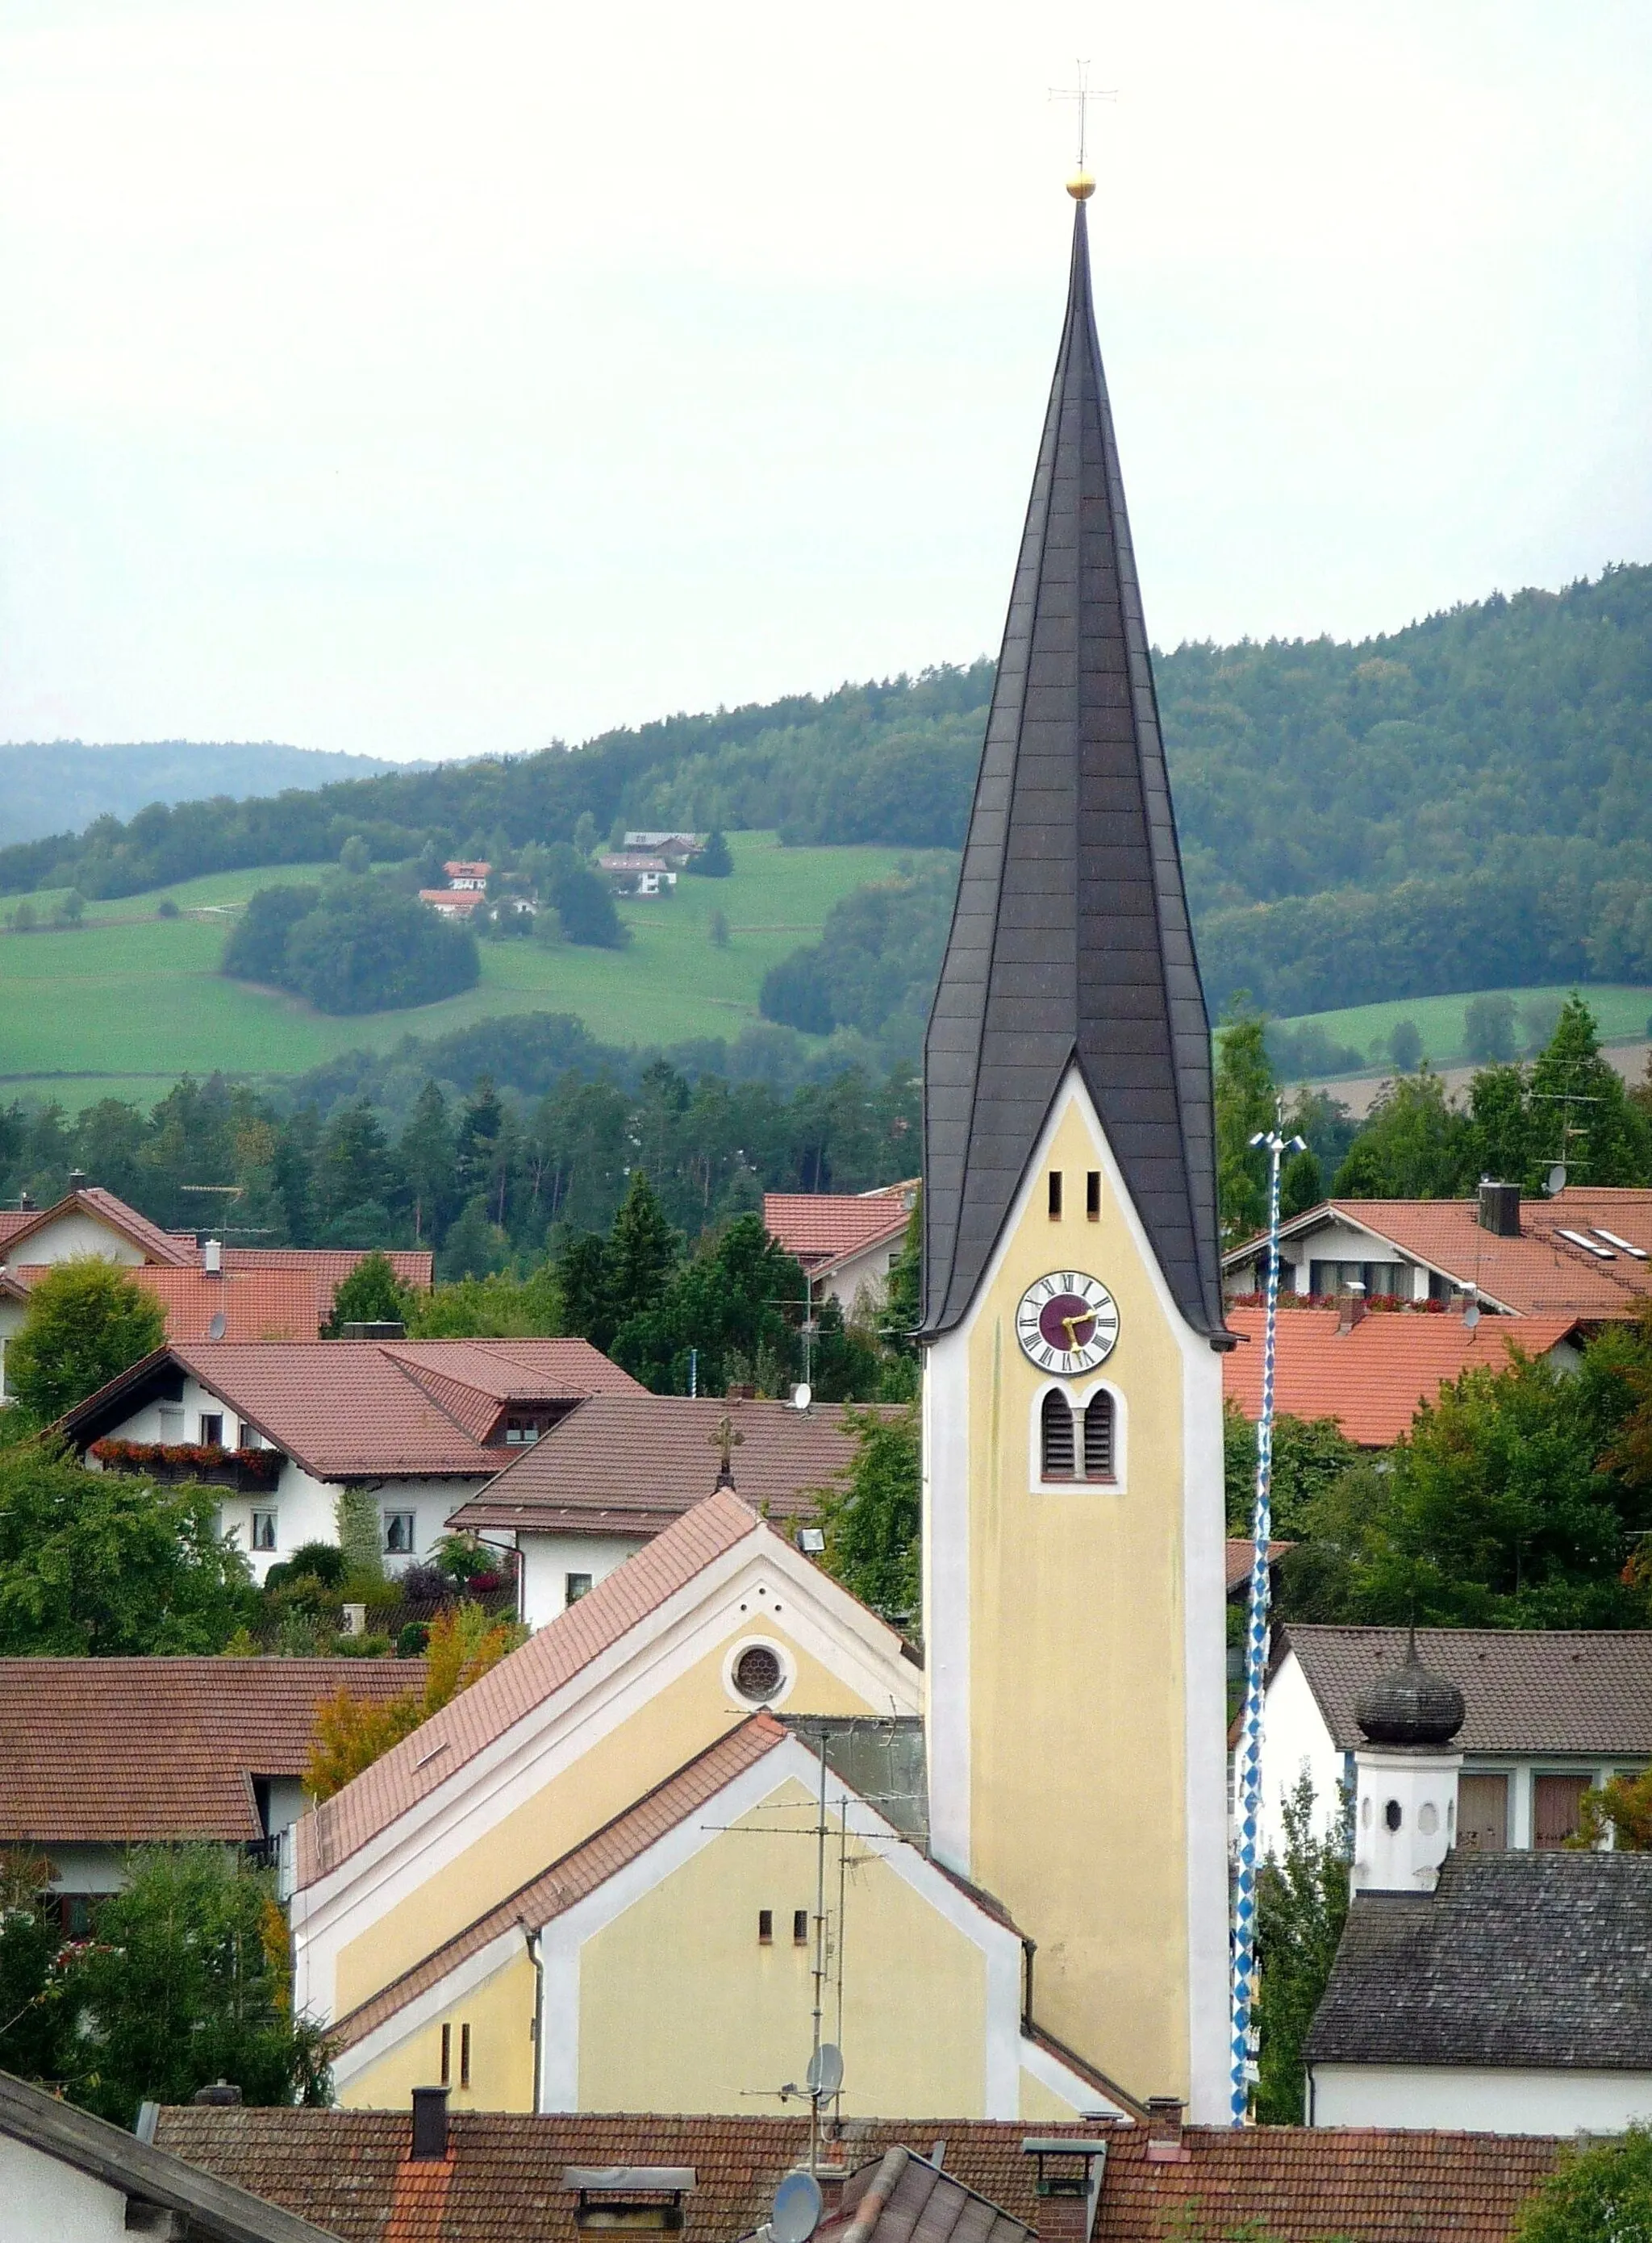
{"left": 920, "top": 181, "right": 1232, "bottom": 2120}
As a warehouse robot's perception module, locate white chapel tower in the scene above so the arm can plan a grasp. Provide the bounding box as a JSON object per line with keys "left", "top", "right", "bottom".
{"left": 919, "top": 181, "right": 1233, "bottom": 2121}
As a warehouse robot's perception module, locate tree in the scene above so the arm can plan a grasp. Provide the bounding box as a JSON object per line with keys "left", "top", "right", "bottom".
{"left": 1223, "top": 1405, "right": 1359, "bottom": 1540}
{"left": 1513, "top": 2126, "right": 1652, "bottom": 2243}
{"left": 1528, "top": 993, "right": 1652, "bottom": 1186}
{"left": 544, "top": 845, "right": 627, "bottom": 948}
{"left": 1213, "top": 1008, "right": 1277, "bottom": 1243}
{"left": 759, "top": 949, "right": 835, "bottom": 1036}
{"left": 398, "top": 1080, "right": 456, "bottom": 1247}
{"left": 5, "top": 1260, "right": 165, "bottom": 1422}
{"left": 1463, "top": 991, "right": 1517, "bottom": 1064}
{"left": 1278, "top": 1145, "right": 1323, "bottom": 1221}
{"left": 55, "top": 889, "right": 86, "bottom": 927}
{"left": 812, "top": 1403, "right": 920, "bottom": 1624}
{"left": 439, "top": 1194, "right": 510, "bottom": 1282}
{"left": 689, "top": 828, "right": 733, "bottom": 877}
{"left": 1331, "top": 1069, "right": 1471, "bottom": 1199}
{"left": 1252, "top": 1770, "right": 1349, "bottom": 2125}
{"left": 338, "top": 833, "right": 372, "bottom": 873}
{"left": 607, "top": 1171, "right": 681, "bottom": 1335}
{"left": 810, "top": 1295, "right": 884, "bottom": 1402}
{"left": 0, "top": 1446, "right": 252, "bottom": 1653}
{"left": 57, "top": 1847, "right": 332, "bottom": 2121}
{"left": 611, "top": 1215, "right": 803, "bottom": 1396}
{"left": 311, "top": 1100, "right": 400, "bottom": 1244}
{"left": 1387, "top": 1018, "right": 1424, "bottom": 1072}
{"left": 708, "top": 908, "right": 730, "bottom": 948}
{"left": 224, "top": 879, "right": 478, "bottom": 1014}
{"left": 1575, "top": 1764, "right": 1652, "bottom": 1852}
{"left": 326, "top": 1251, "right": 415, "bottom": 1335}
{"left": 307, "top": 1602, "right": 525, "bottom": 1800}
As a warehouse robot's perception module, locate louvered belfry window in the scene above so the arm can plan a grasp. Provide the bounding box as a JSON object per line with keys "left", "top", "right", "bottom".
{"left": 1083, "top": 1392, "right": 1116, "bottom": 1480}
{"left": 1041, "top": 1390, "right": 1076, "bottom": 1478}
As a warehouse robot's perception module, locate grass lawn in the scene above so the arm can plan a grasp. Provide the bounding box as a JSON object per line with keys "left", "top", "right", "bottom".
{"left": 1274, "top": 983, "right": 1652, "bottom": 1078}
{"left": 0, "top": 835, "right": 942, "bottom": 1110}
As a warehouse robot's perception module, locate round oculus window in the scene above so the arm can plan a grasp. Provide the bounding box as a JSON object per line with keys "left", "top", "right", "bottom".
{"left": 732, "top": 1643, "right": 785, "bottom": 1703}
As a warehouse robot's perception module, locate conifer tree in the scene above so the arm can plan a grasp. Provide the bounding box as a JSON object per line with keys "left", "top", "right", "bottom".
{"left": 1213, "top": 1006, "right": 1278, "bottom": 1242}
{"left": 398, "top": 1080, "right": 456, "bottom": 1247}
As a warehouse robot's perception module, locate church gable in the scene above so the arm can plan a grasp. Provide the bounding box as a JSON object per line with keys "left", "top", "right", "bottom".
{"left": 291, "top": 1495, "right": 920, "bottom": 2024}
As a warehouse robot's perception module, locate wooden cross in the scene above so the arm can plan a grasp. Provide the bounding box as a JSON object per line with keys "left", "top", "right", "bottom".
{"left": 1049, "top": 60, "right": 1116, "bottom": 172}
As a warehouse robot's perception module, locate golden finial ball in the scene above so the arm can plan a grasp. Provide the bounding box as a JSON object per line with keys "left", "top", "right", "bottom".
{"left": 1066, "top": 168, "right": 1095, "bottom": 201}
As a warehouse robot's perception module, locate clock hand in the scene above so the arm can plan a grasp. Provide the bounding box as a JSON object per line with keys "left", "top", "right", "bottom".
{"left": 1061, "top": 1311, "right": 1095, "bottom": 1345}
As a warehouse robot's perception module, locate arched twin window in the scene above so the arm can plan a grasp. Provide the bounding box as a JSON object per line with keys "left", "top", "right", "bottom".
{"left": 1039, "top": 1388, "right": 1116, "bottom": 1482}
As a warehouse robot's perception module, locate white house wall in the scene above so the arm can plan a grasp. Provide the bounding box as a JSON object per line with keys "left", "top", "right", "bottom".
{"left": 0, "top": 2133, "right": 135, "bottom": 2242}
{"left": 1, "top": 1211, "right": 147, "bottom": 1269}
{"left": 817, "top": 1239, "right": 903, "bottom": 1315}
{"left": 1250, "top": 1651, "right": 1347, "bottom": 1858}
{"left": 518, "top": 1532, "right": 647, "bottom": 1629}
{"left": 1311, "top": 2062, "right": 1652, "bottom": 2135}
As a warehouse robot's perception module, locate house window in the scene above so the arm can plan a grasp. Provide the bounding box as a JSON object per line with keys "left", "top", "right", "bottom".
{"left": 1086, "top": 1171, "right": 1101, "bottom": 1219}
{"left": 1534, "top": 1772, "right": 1591, "bottom": 1850}
{"left": 792, "top": 1909, "right": 809, "bottom": 1946}
{"left": 504, "top": 1416, "right": 544, "bottom": 1445}
{"left": 238, "top": 1421, "right": 262, "bottom": 1450}
{"left": 250, "top": 1511, "right": 278, "bottom": 1553}
{"left": 1047, "top": 1171, "right": 1063, "bottom": 1219}
{"left": 1083, "top": 1392, "right": 1116, "bottom": 1479}
{"left": 758, "top": 1909, "right": 774, "bottom": 1945}
{"left": 383, "top": 1511, "right": 416, "bottom": 1557}
{"left": 1040, "top": 1390, "right": 1075, "bottom": 1478}
{"left": 198, "top": 1413, "right": 224, "bottom": 1448}
{"left": 565, "top": 1572, "right": 593, "bottom": 1606}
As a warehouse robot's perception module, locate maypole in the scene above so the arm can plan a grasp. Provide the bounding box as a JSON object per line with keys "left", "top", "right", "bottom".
{"left": 1229, "top": 1104, "right": 1304, "bottom": 2124}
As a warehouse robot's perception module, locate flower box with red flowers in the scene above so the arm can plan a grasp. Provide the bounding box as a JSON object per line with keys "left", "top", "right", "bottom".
{"left": 88, "top": 1439, "right": 282, "bottom": 1490}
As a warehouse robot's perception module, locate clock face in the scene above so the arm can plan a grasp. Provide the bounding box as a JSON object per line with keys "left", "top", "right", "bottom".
{"left": 1016, "top": 1271, "right": 1120, "bottom": 1375}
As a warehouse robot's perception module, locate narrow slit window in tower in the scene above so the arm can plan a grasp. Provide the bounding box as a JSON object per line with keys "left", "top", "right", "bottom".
{"left": 1083, "top": 1392, "right": 1115, "bottom": 1480}
{"left": 793, "top": 1908, "right": 809, "bottom": 1945}
{"left": 758, "top": 1909, "right": 773, "bottom": 1944}
{"left": 1086, "top": 1171, "right": 1101, "bottom": 1219}
{"left": 460, "top": 2022, "right": 472, "bottom": 2088}
{"left": 1041, "top": 1390, "right": 1075, "bottom": 1478}
{"left": 1047, "top": 1171, "right": 1063, "bottom": 1219}
{"left": 440, "top": 2022, "right": 451, "bottom": 2086}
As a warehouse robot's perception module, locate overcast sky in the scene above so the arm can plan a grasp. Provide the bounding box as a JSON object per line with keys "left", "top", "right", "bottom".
{"left": 1, "top": 0, "right": 1648, "bottom": 762}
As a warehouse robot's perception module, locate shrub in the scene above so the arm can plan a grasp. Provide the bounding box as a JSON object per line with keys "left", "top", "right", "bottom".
{"left": 397, "top": 1621, "right": 430, "bottom": 1657}
{"left": 6, "top": 1258, "right": 165, "bottom": 1421}
{"left": 397, "top": 1561, "right": 454, "bottom": 1604}
{"left": 223, "top": 878, "right": 479, "bottom": 1015}
{"left": 156, "top": 896, "right": 180, "bottom": 919}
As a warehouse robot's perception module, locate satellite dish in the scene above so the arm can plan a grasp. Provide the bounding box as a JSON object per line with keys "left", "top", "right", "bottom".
{"left": 1463, "top": 1303, "right": 1481, "bottom": 1332}
{"left": 770, "top": 2171, "right": 824, "bottom": 2243}
{"left": 1547, "top": 1163, "right": 1567, "bottom": 1195}
{"left": 207, "top": 1311, "right": 227, "bottom": 1341}
{"left": 805, "top": 2043, "right": 843, "bottom": 2099}
{"left": 791, "top": 1383, "right": 813, "bottom": 1412}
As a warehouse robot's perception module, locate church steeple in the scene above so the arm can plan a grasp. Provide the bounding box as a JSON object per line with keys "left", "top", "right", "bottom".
{"left": 923, "top": 197, "right": 1224, "bottom": 1340}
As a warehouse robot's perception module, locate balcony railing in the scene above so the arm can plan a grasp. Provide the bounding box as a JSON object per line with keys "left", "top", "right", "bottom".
{"left": 89, "top": 1439, "right": 282, "bottom": 1491}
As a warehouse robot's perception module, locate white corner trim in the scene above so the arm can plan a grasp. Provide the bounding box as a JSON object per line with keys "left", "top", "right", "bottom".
{"left": 923, "top": 1336, "right": 971, "bottom": 1877}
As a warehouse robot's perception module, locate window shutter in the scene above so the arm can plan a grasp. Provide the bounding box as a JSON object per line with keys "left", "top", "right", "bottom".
{"left": 1040, "top": 1391, "right": 1075, "bottom": 1478}
{"left": 1083, "top": 1393, "right": 1115, "bottom": 1478}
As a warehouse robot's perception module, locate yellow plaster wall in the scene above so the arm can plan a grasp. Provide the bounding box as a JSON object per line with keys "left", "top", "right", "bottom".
{"left": 339, "top": 1949, "right": 537, "bottom": 2112}
{"left": 576, "top": 1778, "right": 991, "bottom": 2116}
{"left": 964, "top": 1094, "right": 1191, "bottom": 2099}
{"left": 334, "top": 1620, "right": 885, "bottom": 2013}
{"left": 1018, "top": 2068, "right": 1088, "bottom": 2122}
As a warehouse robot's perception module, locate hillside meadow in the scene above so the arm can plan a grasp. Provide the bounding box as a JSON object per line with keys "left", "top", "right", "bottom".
{"left": 0, "top": 835, "right": 942, "bottom": 1109}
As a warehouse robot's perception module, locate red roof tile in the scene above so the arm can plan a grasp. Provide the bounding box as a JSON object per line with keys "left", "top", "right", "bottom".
{"left": 332, "top": 1716, "right": 787, "bottom": 2051}
{"left": 149, "top": 2113, "right": 1559, "bottom": 2243}
{"left": 764, "top": 1186, "right": 916, "bottom": 1272}
{"left": 223, "top": 1246, "right": 433, "bottom": 1292}
{"left": 297, "top": 1488, "right": 764, "bottom": 1886}
{"left": 1223, "top": 1540, "right": 1293, "bottom": 1593}
{"left": 1222, "top": 1305, "right": 1584, "bottom": 1446}
{"left": 0, "top": 1657, "right": 421, "bottom": 1844}
{"left": 61, "top": 1338, "right": 641, "bottom": 1482}
{"left": 1233, "top": 1190, "right": 1652, "bottom": 1320}
{"left": 11, "top": 1261, "right": 327, "bottom": 1343}
{"left": 450, "top": 1393, "right": 896, "bottom": 1535}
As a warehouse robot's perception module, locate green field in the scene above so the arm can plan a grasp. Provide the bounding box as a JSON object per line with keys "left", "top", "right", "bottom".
{"left": 1274, "top": 983, "right": 1652, "bottom": 1079}
{"left": 0, "top": 835, "right": 941, "bottom": 1109}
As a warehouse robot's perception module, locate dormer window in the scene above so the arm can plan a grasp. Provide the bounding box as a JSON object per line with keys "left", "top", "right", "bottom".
{"left": 503, "top": 1415, "right": 549, "bottom": 1445}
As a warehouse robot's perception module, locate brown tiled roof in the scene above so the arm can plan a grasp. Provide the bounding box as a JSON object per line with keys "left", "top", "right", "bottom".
{"left": 819, "top": 2150, "right": 1031, "bottom": 2243}
{"left": 1283, "top": 1624, "right": 1652, "bottom": 1757}
{"left": 1222, "top": 1305, "right": 1584, "bottom": 1446}
{"left": 60, "top": 1338, "right": 640, "bottom": 1482}
{"left": 1223, "top": 1540, "right": 1293, "bottom": 1594}
{"left": 0, "top": 1185, "right": 196, "bottom": 1266}
{"left": 0, "top": 1657, "right": 421, "bottom": 1844}
{"left": 297, "top": 1488, "right": 764, "bottom": 1885}
{"left": 450, "top": 1393, "right": 897, "bottom": 1535}
{"left": 1230, "top": 1190, "right": 1652, "bottom": 1319}
{"left": 8, "top": 1261, "right": 327, "bottom": 1343}
{"left": 332, "top": 1716, "right": 787, "bottom": 2051}
{"left": 223, "top": 1246, "right": 433, "bottom": 1292}
{"left": 149, "top": 2113, "right": 1558, "bottom": 2243}
{"left": 764, "top": 1186, "right": 915, "bottom": 1273}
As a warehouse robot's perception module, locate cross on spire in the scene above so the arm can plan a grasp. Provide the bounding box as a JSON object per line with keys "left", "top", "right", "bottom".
{"left": 1048, "top": 59, "right": 1116, "bottom": 173}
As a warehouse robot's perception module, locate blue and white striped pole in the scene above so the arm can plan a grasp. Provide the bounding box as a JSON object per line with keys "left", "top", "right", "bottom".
{"left": 1229, "top": 1107, "right": 1305, "bottom": 2124}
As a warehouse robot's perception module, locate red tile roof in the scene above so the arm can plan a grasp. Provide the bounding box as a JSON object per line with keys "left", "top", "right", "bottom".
{"left": 0, "top": 1657, "right": 421, "bottom": 1845}
{"left": 1232, "top": 1190, "right": 1652, "bottom": 1320}
{"left": 10, "top": 1261, "right": 327, "bottom": 1342}
{"left": 1222, "top": 1304, "right": 1585, "bottom": 1446}
{"left": 0, "top": 1186, "right": 196, "bottom": 1266}
{"left": 332, "top": 1716, "right": 788, "bottom": 2052}
{"left": 764, "top": 1185, "right": 916, "bottom": 1273}
{"left": 1224, "top": 1540, "right": 1293, "bottom": 1593}
{"left": 61, "top": 1338, "right": 640, "bottom": 1482}
{"left": 297, "top": 1487, "right": 765, "bottom": 1886}
{"left": 450, "top": 1393, "right": 896, "bottom": 1536}
{"left": 149, "top": 2113, "right": 1558, "bottom": 2243}
{"left": 820, "top": 2149, "right": 1032, "bottom": 2243}
{"left": 223, "top": 1247, "right": 432, "bottom": 1291}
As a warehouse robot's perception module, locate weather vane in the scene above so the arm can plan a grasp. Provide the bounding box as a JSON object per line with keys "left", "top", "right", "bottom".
{"left": 711, "top": 1411, "right": 745, "bottom": 1490}
{"left": 1049, "top": 58, "right": 1116, "bottom": 191}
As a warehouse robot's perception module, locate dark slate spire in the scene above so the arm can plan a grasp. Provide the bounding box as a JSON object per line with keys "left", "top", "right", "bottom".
{"left": 922, "top": 198, "right": 1225, "bottom": 1340}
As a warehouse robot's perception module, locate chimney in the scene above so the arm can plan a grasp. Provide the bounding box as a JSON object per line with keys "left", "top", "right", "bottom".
{"left": 68, "top": 1168, "right": 88, "bottom": 1194}
{"left": 410, "top": 2086, "right": 449, "bottom": 2162}
{"left": 1337, "top": 1280, "right": 1366, "bottom": 1336}
{"left": 191, "top": 2080, "right": 242, "bottom": 2106}
{"left": 1021, "top": 2139, "right": 1113, "bottom": 2238}
{"left": 203, "top": 1238, "right": 223, "bottom": 1276}
{"left": 1143, "top": 2099, "right": 1190, "bottom": 2165}
{"left": 1478, "top": 1181, "right": 1521, "bottom": 1238}
{"left": 725, "top": 1383, "right": 756, "bottom": 1403}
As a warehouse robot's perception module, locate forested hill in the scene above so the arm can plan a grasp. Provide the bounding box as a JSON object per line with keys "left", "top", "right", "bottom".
{"left": 4, "top": 564, "right": 1650, "bottom": 1019}
{"left": 0, "top": 740, "right": 399, "bottom": 849}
